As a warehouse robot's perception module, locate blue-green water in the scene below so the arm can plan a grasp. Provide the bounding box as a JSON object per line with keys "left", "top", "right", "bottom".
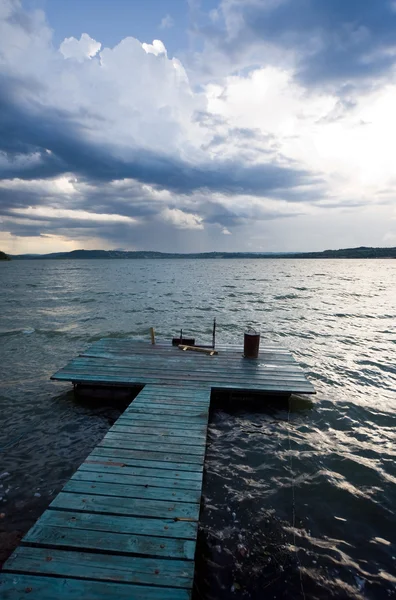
{"left": 0, "top": 259, "right": 395, "bottom": 598}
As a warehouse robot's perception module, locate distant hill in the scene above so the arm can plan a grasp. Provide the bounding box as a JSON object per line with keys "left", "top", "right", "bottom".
{"left": 10, "top": 246, "right": 396, "bottom": 260}
{"left": 0, "top": 251, "right": 10, "bottom": 261}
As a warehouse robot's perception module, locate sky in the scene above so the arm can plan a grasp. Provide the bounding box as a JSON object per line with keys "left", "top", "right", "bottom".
{"left": 1, "top": 0, "right": 396, "bottom": 254}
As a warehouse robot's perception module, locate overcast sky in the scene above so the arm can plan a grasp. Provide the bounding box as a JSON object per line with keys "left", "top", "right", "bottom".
{"left": 1, "top": 0, "right": 396, "bottom": 254}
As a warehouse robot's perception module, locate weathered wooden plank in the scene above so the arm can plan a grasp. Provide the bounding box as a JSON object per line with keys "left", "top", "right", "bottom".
{"left": 102, "top": 432, "right": 205, "bottom": 454}
{"left": 135, "top": 391, "right": 211, "bottom": 400}
{"left": 126, "top": 404, "right": 208, "bottom": 414}
{"left": 0, "top": 574, "right": 190, "bottom": 599}
{"left": 30, "top": 509, "right": 197, "bottom": 540}
{"left": 99, "top": 433, "right": 205, "bottom": 459}
{"left": 73, "top": 467, "right": 202, "bottom": 490}
{"left": 51, "top": 491, "right": 200, "bottom": 520}
{"left": 132, "top": 396, "right": 210, "bottom": 404}
{"left": 100, "top": 435, "right": 205, "bottom": 454}
{"left": 117, "top": 415, "right": 206, "bottom": 429}
{"left": 89, "top": 448, "right": 204, "bottom": 471}
{"left": 80, "top": 460, "right": 203, "bottom": 481}
{"left": 106, "top": 430, "right": 205, "bottom": 446}
{"left": 5, "top": 547, "right": 194, "bottom": 589}
{"left": 124, "top": 406, "right": 208, "bottom": 417}
{"left": 24, "top": 523, "right": 196, "bottom": 559}
{"left": 133, "top": 401, "right": 209, "bottom": 410}
{"left": 126, "top": 398, "right": 209, "bottom": 416}
{"left": 110, "top": 424, "right": 206, "bottom": 440}
{"left": 53, "top": 371, "right": 314, "bottom": 392}
{"left": 136, "top": 387, "right": 212, "bottom": 395}
{"left": 64, "top": 477, "right": 201, "bottom": 503}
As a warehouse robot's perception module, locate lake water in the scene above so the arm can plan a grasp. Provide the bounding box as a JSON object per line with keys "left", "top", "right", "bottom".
{"left": 0, "top": 259, "right": 395, "bottom": 598}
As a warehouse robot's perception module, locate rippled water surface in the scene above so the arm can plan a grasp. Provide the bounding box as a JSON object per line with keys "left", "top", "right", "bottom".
{"left": 0, "top": 259, "right": 395, "bottom": 598}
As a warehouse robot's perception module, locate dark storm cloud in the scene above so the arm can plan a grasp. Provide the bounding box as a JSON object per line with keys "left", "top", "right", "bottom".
{"left": 198, "top": 0, "right": 396, "bottom": 88}
{"left": 0, "top": 73, "right": 318, "bottom": 203}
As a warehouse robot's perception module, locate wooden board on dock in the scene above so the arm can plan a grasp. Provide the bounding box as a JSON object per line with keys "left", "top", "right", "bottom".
{"left": 50, "top": 339, "right": 315, "bottom": 395}
{"left": 0, "top": 384, "right": 211, "bottom": 600}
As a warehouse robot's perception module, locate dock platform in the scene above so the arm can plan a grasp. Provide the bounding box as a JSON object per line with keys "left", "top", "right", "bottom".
{"left": 0, "top": 340, "right": 314, "bottom": 599}
{"left": 50, "top": 338, "right": 315, "bottom": 395}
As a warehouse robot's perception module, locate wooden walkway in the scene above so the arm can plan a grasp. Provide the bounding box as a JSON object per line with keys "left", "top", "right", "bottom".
{"left": 0, "top": 384, "right": 211, "bottom": 599}
{"left": 0, "top": 340, "right": 314, "bottom": 599}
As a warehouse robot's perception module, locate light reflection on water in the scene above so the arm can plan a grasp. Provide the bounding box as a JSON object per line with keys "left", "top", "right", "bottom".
{"left": 0, "top": 258, "right": 395, "bottom": 598}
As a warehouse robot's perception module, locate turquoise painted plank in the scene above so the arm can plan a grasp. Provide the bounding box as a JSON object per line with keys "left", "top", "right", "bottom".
{"left": 74, "top": 467, "right": 202, "bottom": 491}
{"left": 110, "top": 424, "right": 206, "bottom": 440}
{"left": 124, "top": 409, "right": 207, "bottom": 420}
{"left": 113, "top": 417, "right": 207, "bottom": 429}
{"left": 136, "top": 387, "right": 209, "bottom": 395}
{"left": 4, "top": 547, "right": 194, "bottom": 589}
{"left": 133, "top": 401, "right": 209, "bottom": 410}
{"left": 119, "top": 412, "right": 207, "bottom": 423}
{"left": 89, "top": 448, "right": 204, "bottom": 471}
{"left": 64, "top": 373, "right": 309, "bottom": 388}
{"left": 125, "top": 407, "right": 207, "bottom": 418}
{"left": 71, "top": 471, "right": 202, "bottom": 500}
{"left": 118, "top": 415, "right": 206, "bottom": 429}
{"left": 52, "top": 372, "right": 315, "bottom": 392}
{"left": 106, "top": 430, "right": 205, "bottom": 446}
{"left": 137, "top": 386, "right": 211, "bottom": 394}
{"left": 31, "top": 509, "right": 197, "bottom": 540}
{"left": 0, "top": 574, "right": 190, "bottom": 600}
{"left": 52, "top": 370, "right": 314, "bottom": 391}
{"left": 64, "top": 478, "right": 201, "bottom": 502}
{"left": 101, "top": 433, "right": 205, "bottom": 456}
{"left": 51, "top": 491, "right": 200, "bottom": 520}
{"left": 134, "top": 396, "right": 210, "bottom": 403}
{"left": 135, "top": 393, "right": 210, "bottom": 401}
{"left": 98, "top": 438, "right": 205, "bottom": 458}
{"left": 134, "top": 396, "right": 209, "bottom": 403}
{"left": 127, "top": 401, "right": 209, "bottom": 411}
{"left": 81, "top": 460, "right": 203, "bottom": 481}
{"left": 24, "top": 523, "right": 196, "bottom": 560}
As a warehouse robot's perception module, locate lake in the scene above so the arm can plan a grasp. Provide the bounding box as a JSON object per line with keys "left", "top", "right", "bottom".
{"left": 0, "top": 258, "right": 395, "bottom": 598}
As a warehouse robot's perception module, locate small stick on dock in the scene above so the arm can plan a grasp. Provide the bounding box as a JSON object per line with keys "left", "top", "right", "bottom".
{"left": 179, "top": 345, "right": 218, "bottom": 356}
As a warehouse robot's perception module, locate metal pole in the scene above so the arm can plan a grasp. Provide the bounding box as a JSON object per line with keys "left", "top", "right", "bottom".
{"left": 212, "top": 318, "right": 216, "bottom": 348}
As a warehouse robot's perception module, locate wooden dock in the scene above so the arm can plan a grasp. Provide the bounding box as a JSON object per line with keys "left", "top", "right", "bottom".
{"left": 0, "top": 340, "right": 314, "bottom": 599}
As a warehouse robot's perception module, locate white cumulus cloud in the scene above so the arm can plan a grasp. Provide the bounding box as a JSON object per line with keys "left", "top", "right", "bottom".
{"left": 59, "top": 33, "right": 101, "bottom": 62}
{"left": 161, "top": 208, "right": 204, "bottom": 230}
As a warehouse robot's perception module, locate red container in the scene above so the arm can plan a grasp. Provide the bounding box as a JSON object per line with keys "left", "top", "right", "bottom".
{"left": 244, "top": 330, "right": 260, "bottom": 358}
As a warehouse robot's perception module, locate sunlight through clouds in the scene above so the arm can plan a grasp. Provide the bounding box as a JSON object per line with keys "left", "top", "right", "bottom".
{"left": 1, "top": 0, "right": 396, "bottom": 253}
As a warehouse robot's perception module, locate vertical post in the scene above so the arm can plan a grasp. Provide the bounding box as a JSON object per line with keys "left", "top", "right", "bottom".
{"left": 212, "top": 318, "right": 216, "bottom": 349}
{"left": 150, "top": 327, "right": 156, "bottom": 345}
